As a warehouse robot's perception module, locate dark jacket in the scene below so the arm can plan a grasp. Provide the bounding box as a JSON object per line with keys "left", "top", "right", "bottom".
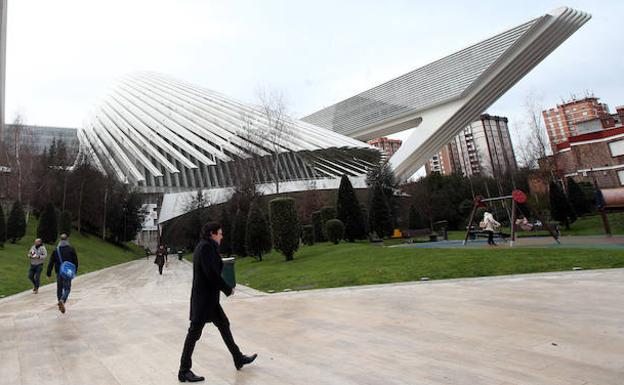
{"left": 154, "top": 249, "right": 167, "bottom": 266}
{"left": 46, "top": 244, "right": 79, "bottom": 277}
{"left": 189, "top": 238, "right": 232, "bottom": 323}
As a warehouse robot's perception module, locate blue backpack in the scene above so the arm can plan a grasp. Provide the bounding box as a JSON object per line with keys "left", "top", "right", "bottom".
{"left": 57, "top": 246, "right": 76, "bottom": 280}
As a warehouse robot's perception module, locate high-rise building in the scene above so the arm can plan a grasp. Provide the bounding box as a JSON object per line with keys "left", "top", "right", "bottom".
{"left": 542, "top": 96, "right": 612, "bottom": 152}
{"left": 425, "top": 144, "right": 454, "bottom": 175}
{"left": 426, "top": 114, "right": 517, "bottom": 177}
{"left": 367, "top": 137, "right": 402, "bottom": 157}
{"left": 540, "top": 99, "right": 624, "bottom": 189}
{"left": 0, "top": 0, "right": 7, "bottom": 143}
{"left": 2, "top": 124, "right": 79, "bottom": 155}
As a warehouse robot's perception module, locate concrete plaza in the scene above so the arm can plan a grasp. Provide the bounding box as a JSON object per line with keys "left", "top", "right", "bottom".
{"left": 0, "top": 257, "right": 622, "bottom": 384}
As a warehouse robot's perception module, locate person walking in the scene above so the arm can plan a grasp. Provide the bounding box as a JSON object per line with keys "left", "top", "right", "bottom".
{"left": 178, "top": 222, "right": 257, "bottom": 383}
{"left": 27, "top": 238, "right": 47, "bottom": 294}
{"left": 154, "top": 244, "right": 168, "bottom": 275}
{"left": 46, "top": 233, "right": 79, "bottom": 314}
{"left": 482, "top": 211, "right": 501, "bottom": 246}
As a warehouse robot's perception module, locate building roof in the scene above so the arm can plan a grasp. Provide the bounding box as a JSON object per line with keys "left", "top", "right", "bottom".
{"left": 79, "top": 72, "right": 379, "bottom": 191}
{"left": 301, "top": 7, "right": 590, "bottom": 181}
{"left": 555, "top": 125, "right": 624, "bottom": 151}
{"left": 302, "top": 17, "right": 538, "bottom": 137}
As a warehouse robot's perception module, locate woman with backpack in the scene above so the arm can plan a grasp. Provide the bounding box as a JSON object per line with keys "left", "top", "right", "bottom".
{"left": 46, "top": 233, "right": 79, "bottom": 314}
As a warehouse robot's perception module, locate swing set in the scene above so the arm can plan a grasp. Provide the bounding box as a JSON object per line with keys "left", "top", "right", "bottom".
{"left": 463, "top": 189, "right": 560, "bottom": 246}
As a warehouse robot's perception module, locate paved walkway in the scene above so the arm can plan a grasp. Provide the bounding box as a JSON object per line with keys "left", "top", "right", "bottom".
{"left": 1, "top": 257, "right": 623, "bottom": 384}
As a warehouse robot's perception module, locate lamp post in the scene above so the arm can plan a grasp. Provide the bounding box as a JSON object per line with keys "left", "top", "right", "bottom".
{"left": 123, "top": 206, "right": 127, "bottom": 242}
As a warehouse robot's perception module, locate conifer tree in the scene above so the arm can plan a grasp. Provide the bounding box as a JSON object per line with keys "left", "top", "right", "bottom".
{"left": 7, "top": 201, "right": 27, "bottom": 243}
{"left": 369, "top": 184, "right": 392, "bottom": 238}
{"left": 549, "top": 181, "right": 576, "bottom": 230}
{"left": 566, "top": 177, "right": 590, "bottom": 216}
{"left": 245, "top": 201, "right": 272, "bottom": 261}
{"left": 0, "top": 204, "right": 6, "bottom": 247}
{"left": 336, "top": 175, "right": 365, "bottom": 241}
{"left": 59, "top": 210, "right": 72, "bottom": 236}
{"left": 232, "top": 209, "right": 248, "bottom": 257}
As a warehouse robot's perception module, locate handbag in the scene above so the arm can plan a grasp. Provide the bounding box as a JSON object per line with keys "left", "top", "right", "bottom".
{"left": 57, "top": 246, "right": 77, "bottom": 280}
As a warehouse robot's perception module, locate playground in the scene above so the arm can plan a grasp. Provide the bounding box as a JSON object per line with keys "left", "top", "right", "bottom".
{"left": 394, "top": 235, "right": 624, "bottom": 249}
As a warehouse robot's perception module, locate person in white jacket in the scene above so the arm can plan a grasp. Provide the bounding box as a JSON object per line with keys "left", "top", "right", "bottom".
{"left": 482, "top": 211, "right": 501, "bottom": 246}
{"left": 27, "top": 238, "right": 47, "bottom": 294}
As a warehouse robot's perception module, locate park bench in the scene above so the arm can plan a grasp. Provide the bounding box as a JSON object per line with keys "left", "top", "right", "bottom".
{"left": 402, "top": 228, "right": 432, "bottom": 238}
{"left": 401, "top": 228, "right": 439, "bottom": 242}
{"left": 468, "top": 229, "right": 510, "bottom": 240}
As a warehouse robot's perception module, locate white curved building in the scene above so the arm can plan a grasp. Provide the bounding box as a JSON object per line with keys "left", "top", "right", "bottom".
{"left": 303, "top": 7, "right": 591, "bottom": 181}
{"left": 79, "top": 72, "right": 381, "bottom": 194}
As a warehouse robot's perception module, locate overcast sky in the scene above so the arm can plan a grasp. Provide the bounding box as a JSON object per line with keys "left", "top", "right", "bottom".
{"left": 5, "top": 0, "right": 623, "bottom": 149}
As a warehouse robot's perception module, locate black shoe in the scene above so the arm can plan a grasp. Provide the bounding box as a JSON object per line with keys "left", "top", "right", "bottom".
{"left": 234, "top": 353, "right": 258, "bottom": 370}
{"left": 178, "top": 370, "right": 204, "bottom": 382}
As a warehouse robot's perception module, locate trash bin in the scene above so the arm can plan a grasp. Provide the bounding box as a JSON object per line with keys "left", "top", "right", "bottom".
{"left": 177, "top": 250, "right": 184, "bottom": 261}
{"left": 221, "top": 257, "right": 236, "bottom": 288}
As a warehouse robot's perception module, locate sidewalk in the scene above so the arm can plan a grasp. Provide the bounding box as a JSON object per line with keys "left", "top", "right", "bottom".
{"left": 1, "top": 257, "right": 622, "bottom": 384}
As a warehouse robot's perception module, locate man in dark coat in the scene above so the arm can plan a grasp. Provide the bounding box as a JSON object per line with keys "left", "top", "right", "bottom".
{"left": 178, "top": 222, "right": 257, "bottom": 383}
{"left": 46, "top": 233, "right": 79, "bottom": 314}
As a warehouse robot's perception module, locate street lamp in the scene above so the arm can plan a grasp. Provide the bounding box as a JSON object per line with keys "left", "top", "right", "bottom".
{"left": 122, "top": 206, "right": 127, "bottom": 242}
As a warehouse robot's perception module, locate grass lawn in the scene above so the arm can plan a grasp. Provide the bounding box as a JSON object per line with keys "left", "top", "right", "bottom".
{"left": 236, "top": 241, "right": 624, "bottom": 292}
{"left": 0, "top": 219, "right": 144, "bottom": 297}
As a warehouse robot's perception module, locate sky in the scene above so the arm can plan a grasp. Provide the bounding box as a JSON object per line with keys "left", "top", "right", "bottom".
{"left": 4, "top": 0, "right": 623, "bottom": 155}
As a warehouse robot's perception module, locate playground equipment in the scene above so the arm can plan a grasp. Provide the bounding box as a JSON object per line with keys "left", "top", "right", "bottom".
{"left": 595, "top": 187, "right": 624, "bottom": 237}
{"left": 463, "top": 189, "right": 560, "bottom": 247}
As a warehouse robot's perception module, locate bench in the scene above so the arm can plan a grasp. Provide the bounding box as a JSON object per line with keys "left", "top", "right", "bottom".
{"left": 468, "top": 230, "right": 510, "bottom": 240}
{"left": 401, "top": 228, "right": 432, "bottom": 238}
{"left": 401, "top": 228, "right": 439, "bottom": 242}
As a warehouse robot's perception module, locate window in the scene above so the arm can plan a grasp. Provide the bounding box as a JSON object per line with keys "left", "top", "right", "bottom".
{"left": 619, "top": 170, "right": 624, "bottom": 185}
{"left": 609, "top": 140, "right": 624, "bottom": 157}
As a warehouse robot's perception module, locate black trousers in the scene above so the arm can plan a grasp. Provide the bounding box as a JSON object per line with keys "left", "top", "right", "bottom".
{"left": 179, "top": 306, "right": 242, "bottom": 373}
{"left": 158, "top": 264, "right": 164, "bottom": 275}
{"left": 486, "top": 230, "right": 495, "bottom": 245}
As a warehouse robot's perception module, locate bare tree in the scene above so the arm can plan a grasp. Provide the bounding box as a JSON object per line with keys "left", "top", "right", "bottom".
{"left": 3, "top": 114, "right": 38, "bottom": 209}
{"left": 8, "top": 114, "right": 24, "bottom": 203}
{"left": 516, "top": 94, "right": 550, "bottom": 169}
{"left": 184, "top": 188, "right": 210, "bottom": 214}
{"left": 256, "top": 88, "right": 293, "bottom": 194}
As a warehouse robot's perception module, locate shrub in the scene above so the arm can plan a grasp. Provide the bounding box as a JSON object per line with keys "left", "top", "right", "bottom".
{"left": 302, "top": 225, "right": 315, "bottom": 246}
{"left": 59, "top": 210, "right": 72, "bottom": 236}
{"left": 325, "top": 219, "right": 345, "bottom": 245}
{"left": 269, "top": 198, "right": 301, "bottom": 261}
{"left": 7, "top": 200, "right": 27, "bottom": 243}
{"left": 336, "top": 175, "right": 365, "bottom": 241}
{"left": 246, "top": 201, "right": 272, "bottom": 261}
{"left": 311, "top": 211, "right": 324, "bottom": 242}
{"left": 320, "top": 206, "right": 336, "bottom": 239}
{"left": 37, "top": 203, "right": 58, "bottom": 244}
